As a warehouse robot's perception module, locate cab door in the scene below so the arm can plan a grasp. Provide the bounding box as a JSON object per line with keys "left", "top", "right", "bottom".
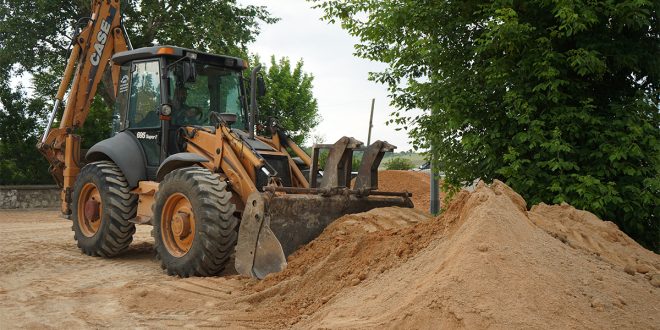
{"left": 126, "top": 60, "right": 162, "bottom": 179}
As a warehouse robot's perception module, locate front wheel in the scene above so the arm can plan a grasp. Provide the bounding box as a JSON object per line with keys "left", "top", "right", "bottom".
{"left": 152, "top": 167, "right": 239, "bottom": 277}
{"left": 71, "top": 161, "right": 137, "bottom": 257}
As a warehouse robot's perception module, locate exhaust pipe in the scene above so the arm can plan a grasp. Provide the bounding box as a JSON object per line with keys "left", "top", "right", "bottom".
{"left": 248, "top": 65, "right": 261, "bottom": 140}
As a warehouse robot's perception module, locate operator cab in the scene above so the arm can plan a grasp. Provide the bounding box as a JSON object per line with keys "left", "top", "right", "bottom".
{"left": 110, "top": 46, "right": 249, "bottom": 176}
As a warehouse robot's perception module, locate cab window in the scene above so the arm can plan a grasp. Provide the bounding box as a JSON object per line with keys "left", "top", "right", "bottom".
{"left": 128, "top": 61, "right": 161, "bottom": 128}
{"left": 168, "top": 63, "right": 244, "bottom": 128}
{"left": 112, "top": 65, "right": 131, "bottom": 134}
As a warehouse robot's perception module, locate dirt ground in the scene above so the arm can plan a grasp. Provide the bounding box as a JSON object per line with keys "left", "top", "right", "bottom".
{"left": 1, "top": 178, "right": 658, "bottom": 329}
{"left": 0, "top": 209, "right": 267, "bottom": 328}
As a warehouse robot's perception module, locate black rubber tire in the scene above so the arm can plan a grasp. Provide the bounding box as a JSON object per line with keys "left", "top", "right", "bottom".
{"left": 71, "top": 161, "right": 137, "bottom": 257}
{"left": 152, "top": 167, "right": 239, "bottom": 277}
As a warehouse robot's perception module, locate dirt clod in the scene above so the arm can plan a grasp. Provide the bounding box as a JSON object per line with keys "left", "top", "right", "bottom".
{"left": 624, "top": 264, "right": 637, "bottom": 275}
{"left": 591, "top": 298, "right": 605, "bottom": 311}
{"left": 651, "top": 274, "right": 660, "bottom": 288}
{"left": 636, "top": 263, "right": 652, "bottom": 274}
{"left": 477, "top": 243, "right": 489, "bottom": 252}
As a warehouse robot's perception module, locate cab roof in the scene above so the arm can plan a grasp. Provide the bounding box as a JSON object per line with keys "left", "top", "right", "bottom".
{"left": 111, "top": 45, "right": 247, "bottom": 70}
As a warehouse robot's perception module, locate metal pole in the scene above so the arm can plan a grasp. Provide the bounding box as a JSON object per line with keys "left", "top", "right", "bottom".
{"left": 430, "top": 145, "right": 440, "bottom": 215}
{"left": 367, "top": 98, "right": 375, "bottom": 145}
{"left": 41, "top": 99, "right": 61, "bottom": 144}
{"left": 249, "top": 65, "right": 262, "bottom": 140}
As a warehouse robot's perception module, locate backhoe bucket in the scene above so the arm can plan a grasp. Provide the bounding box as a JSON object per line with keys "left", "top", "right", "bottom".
{"left": 235, "top": 191, "right": 413, "bottom": 279}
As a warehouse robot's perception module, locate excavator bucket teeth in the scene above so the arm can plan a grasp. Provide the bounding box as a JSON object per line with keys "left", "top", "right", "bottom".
{"left": 235, "top": 191, "right": 413, "bottom": 279}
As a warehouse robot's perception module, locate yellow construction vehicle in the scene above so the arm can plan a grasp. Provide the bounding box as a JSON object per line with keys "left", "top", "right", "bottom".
{"left": 38, "top": 0, "right": 412, "bottom": 279}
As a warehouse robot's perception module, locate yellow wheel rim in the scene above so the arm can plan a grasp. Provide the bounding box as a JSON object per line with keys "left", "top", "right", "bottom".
{"left": 161, "top": 193, "right": 196, "bottom": 257}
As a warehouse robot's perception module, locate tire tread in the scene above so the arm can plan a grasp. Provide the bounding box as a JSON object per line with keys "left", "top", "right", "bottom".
{"left": 152, "top": 167, "right": 238, "bottom": 277}
{"left": 72, "top": 161, "right": 137, "bottom": 257}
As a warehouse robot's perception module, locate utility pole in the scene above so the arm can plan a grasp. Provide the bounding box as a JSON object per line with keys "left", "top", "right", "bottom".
{"left": 367, "top": 98, "right": 375, "bottom": 145}
{"left": 430, "top": 145, "right": 440, "bottom": 215}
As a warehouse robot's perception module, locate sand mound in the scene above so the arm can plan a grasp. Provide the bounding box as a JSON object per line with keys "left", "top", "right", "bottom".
{"left": 246, "top": 180, "right": 659, "bottom": 328}
{"left": 529, "top": 203, "right": 660, "bottom": 274}
{"left": 371, "top": 170, "right": 443, "bottom": 212}
{"left": 247, "top": 207, "right": 433, "bottom": 323}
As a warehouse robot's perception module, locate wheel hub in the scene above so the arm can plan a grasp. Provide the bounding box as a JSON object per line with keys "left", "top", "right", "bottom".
{"left": 172, "top": 211, "right": 192, "bottom": 239}
{"left": 161, "top": 193, "right": 196, "bottom": 257}
{"left": 84, "top": 200, "right": 100, "bottom": 222}
{"left": 77, "top": 182, "right": 103, "bottom": 237}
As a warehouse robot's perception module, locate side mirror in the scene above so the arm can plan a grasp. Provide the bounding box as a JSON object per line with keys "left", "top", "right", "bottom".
{"left": 182, "top": 60, "right": 196, "bottom": 83}
{"left": 257, "top": 76, "right": 266, "bottom": 97}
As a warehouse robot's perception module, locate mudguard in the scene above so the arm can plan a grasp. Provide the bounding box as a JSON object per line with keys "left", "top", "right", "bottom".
{"left": 156, "top": 153, "right": 209, "bottom": 181}
{"left": 86, "top": 131, "right": 147, "bottom": 187}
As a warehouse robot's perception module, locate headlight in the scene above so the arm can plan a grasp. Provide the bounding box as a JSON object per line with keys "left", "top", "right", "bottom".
{"left": 161, "top": 104, "right": 172, "bottom": 116}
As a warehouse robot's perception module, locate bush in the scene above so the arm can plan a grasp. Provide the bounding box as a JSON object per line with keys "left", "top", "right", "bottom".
{"left": 384, "top": 157, "right": 414, "bottom": 170}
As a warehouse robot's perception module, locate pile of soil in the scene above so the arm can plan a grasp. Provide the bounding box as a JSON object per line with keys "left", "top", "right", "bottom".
{"left": 373, "top": 170, "right": 443, "bottom": 212}
{"left": 529, "top": 203, "right": 660, "bottom": 273}
{"left": 247, "top": 180, "right": 659, "bottom": 328}
{"left": 2, "top": 181, "right": 658, "bottom": 328}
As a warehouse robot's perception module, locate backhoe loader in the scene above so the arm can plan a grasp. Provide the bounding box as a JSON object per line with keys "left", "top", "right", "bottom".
{"left": 37, "top": 0, "right": 412, "bottom": 279}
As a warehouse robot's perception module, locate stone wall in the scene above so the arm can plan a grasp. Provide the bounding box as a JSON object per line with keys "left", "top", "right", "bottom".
{"left": 0, "top": 185, "right": 60, "bottom": 209}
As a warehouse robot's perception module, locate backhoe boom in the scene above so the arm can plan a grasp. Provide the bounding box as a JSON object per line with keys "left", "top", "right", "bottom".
{"left": 37, "top": 0, "right": 129, "bottom": 215}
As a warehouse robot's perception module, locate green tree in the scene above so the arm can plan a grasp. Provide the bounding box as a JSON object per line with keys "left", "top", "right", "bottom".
{"left": 0, "top": 71, "right": 51, "bottom": 185}
{"left": 1, "top": 1, "right": 277, "bottom": 97}
{"left": 314, "top": 0, "right": 660, "bottom": 250}
{"left": 255, "top": 55, "right": 320, "bottom": 145}
{"left": 384, "top": 157, "right": 413, "bottom": 171}
{"left": 0, "top": 1, "right": 277, "bottom": 183}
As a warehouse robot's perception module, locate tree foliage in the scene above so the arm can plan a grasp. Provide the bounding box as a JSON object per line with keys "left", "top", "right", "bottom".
{"left": 0, "top": 1, "right": 277, "bottom": 183}
{"left": 384, "top": 157, "right": 414, "bottom": 171}
{"left": 255, "top": 55, "right": 320, "bottom": 145}
{"left": 314, "top": 0, "right": 660, "bottom": 250}
{"left": 0, "top": 71, "right": 51, "bottom": 185}
{"left": 1, "top": 0, "right": 277, "bottom": 97}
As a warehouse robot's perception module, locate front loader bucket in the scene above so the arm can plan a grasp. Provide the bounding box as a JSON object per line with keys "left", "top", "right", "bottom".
{"left": 235, "top": 191, "right": 413, "bottom": 279}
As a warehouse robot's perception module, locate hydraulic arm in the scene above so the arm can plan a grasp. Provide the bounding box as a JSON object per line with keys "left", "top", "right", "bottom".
{"left": 37, "top": 0, "right": 130, "bottom": 215}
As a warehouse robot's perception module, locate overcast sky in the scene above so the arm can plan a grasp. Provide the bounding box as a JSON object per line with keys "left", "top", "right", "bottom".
{"left": 238, "top": 0, "right": 413, "bottom": 150}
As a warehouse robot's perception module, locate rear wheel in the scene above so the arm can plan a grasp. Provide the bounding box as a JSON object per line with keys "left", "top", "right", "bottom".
{"left": 71, "top": 161, "right": 137, "bottom": 257}
{"left": 152, "top": 167, "right": 238, "bottom": 277}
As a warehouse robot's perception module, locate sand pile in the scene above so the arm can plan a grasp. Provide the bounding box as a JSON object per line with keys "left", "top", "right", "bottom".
{"left": 247, "top": 180, "right": 659, "bottom": 328}
{"left": 371, "top": 170, "right": 443, "bottom": 212}
{"left": 529, "top": 203, "right": 660, "bottom": 274}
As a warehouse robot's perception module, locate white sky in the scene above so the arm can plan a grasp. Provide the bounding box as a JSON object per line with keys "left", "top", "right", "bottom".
{"left": 239, "top": 0, "right": 413, "bottom": 150}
